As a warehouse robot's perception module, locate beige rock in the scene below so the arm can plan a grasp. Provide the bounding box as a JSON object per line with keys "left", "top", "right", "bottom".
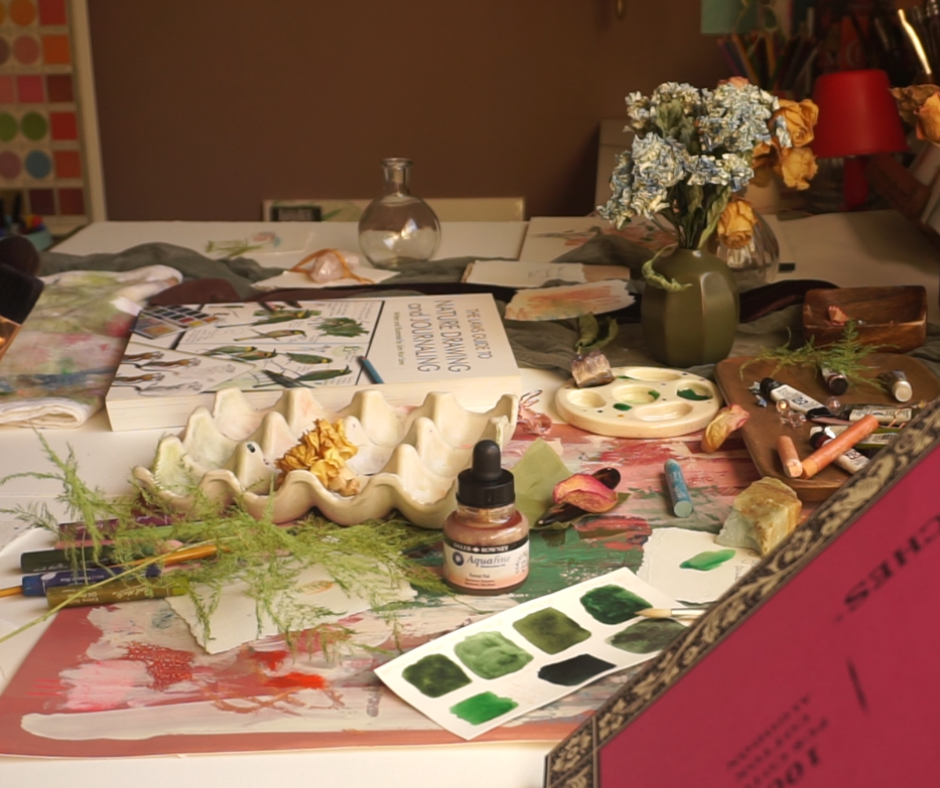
{"left": 716, "top": 477, "right": 801, "bottom": 556}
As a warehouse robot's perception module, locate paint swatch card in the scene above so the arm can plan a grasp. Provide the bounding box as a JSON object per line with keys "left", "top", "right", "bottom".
{"left": 637, "top": 528, "right": 760, "bottom": 605}
{"left": 375, "top": 568, "right": 683, "bottom": 740}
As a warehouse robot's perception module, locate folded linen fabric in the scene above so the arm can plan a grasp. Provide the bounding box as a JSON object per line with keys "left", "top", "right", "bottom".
{"left": 0, "top": 265, "right": 182, "bottom": 428}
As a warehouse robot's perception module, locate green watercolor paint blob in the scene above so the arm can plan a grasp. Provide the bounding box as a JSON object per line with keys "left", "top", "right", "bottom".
{"left": 677, "top": 388, "right": 712, "bottom": 401}
{"left": 580, "top": 584, "right": 651, "bottom": 625}
{"left": 680, "top": 549, "right": 736, "bottom": 571}
{"left": 453, "top": 631, "right": 533, "bottom": 679}
{"left": 607, "top": 619, "right": 687, "bottom": 654}
{"left": 512, "top": 607, "right": 591, "bottom": 655}
{"left": 402, "top": 654, "right": 471, "bottom": 698}
{"left": 537, "top": 653, "right": 616, "bottom": 686}
{"left": 613, "top": 403, "right": 632, "bottom": 411}
{"left": 450, "top": 691, "right": 518, "bottom": 726}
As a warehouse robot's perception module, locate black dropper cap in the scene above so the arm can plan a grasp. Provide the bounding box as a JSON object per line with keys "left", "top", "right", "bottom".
{"left": 456, "top": 439, "right": 515, "bottom": 508}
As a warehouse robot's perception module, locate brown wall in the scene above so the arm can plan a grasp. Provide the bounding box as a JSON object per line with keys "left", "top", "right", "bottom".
{"left": 86, "top": 0, "right": 726, "bottom": 220}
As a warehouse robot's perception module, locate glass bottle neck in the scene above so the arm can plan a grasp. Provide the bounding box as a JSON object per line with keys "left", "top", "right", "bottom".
{"left": 454, "top": 502, "right": 518, "bottom": 526}
{"left": 381, "top": 157, "right": 412, "bottom": 197}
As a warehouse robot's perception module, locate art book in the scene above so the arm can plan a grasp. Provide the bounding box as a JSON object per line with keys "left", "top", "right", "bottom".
{"left": 105, "top": 293, "right": 521, "bottom": 431}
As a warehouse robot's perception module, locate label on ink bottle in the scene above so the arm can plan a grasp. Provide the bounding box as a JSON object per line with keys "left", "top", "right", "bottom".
{"left": 443, "top": 535, "right": 529, "bottom": 592}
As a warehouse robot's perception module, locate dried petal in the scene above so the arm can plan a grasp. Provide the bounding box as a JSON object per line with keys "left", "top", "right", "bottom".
{"left": 827, "top": 305, "right": 851, "bottom": 325}
{"left": 552, "top": 473, "right": 619, "bottom": 512}
{"left": 702, "top": 404, "right": 750, "bottom": 453}
{"left": 915, "top": 92, "right": 940, "bottom": 143}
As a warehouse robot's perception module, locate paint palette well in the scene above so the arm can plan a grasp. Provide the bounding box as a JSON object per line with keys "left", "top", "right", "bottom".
{"left": 555, "top": 366, "right": 723, "bottom": 438}
{"left": 375, "top": 568, "right": 684, "bottom": 740}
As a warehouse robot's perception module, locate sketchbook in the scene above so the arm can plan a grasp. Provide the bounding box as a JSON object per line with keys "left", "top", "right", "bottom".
{"left": 104, "top": 293, "right": 522, "bottom": 431}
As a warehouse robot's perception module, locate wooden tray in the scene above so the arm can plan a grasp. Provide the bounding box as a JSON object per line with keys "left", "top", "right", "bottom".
{"left": 714, "top": 354, "right": 940, "bottom": 502}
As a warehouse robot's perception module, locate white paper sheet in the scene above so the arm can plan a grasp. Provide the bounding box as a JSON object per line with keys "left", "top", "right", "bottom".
{"left": 169, "top": 564, "right": 417, "bottom": 654}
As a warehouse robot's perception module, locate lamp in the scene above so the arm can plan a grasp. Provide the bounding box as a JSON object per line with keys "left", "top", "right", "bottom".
{"left": 809, "top": 69, "right": 908, "bottom": 211}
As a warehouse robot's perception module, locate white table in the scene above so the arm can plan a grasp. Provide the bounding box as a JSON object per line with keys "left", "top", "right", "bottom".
{"left": 0, "top": 218, "right": 553, "bottom": 788}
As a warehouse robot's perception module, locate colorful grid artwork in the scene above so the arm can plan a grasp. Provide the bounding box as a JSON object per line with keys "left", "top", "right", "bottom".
{"left": 0, "top": 0, "right": 93, "bottom": 234}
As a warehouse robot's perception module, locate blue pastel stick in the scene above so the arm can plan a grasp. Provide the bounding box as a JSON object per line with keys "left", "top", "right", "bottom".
{"left": 21, "top": 564, "right": 160, "bottom": 597}
{"left": 664, "top": 459, "right": 694, "bottom": 518}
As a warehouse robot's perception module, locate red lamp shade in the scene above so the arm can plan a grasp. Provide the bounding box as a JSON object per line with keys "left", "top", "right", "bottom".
{"left": 810, "top": 69, "right": 908, "bottom": 158}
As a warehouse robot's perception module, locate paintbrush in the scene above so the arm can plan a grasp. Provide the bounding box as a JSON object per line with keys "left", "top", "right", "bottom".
{"left": 0, "top": 262, "right": 44, "bottom": 362}
{"left": 637, "top": 605, "right": 710, "bottom": 619}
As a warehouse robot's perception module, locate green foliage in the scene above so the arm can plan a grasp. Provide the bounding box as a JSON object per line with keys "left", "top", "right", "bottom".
{"left": 0, "top": 435, "right": 449, "bottom": 649}
{"left": 740, "top": 322, "right": 879, "bottom": 386}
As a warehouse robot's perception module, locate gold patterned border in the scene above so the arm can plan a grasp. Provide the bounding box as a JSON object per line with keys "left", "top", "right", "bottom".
{"left": 545, "top": 396, "right": 940, "bottom": 788}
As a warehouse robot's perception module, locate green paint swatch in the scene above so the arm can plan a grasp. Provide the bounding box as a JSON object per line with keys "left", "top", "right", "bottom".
{"left": 607, "top": 619, "right": 686, "bottom": 654}
{"left": 580, "top": 584, "right": 651, "bottom": 625}
{"left": 512, "top": 607, "right": 591, "bottom": 655}
{"left": 454, "top": 631, "right": 533, "bottom": 679}
{"left": 614, "top": 403, "right": 632, "bottom": 411}
{"left": 680, "top": 549, "right": 736, "bottom": 571}
{"left": 450, "top": 691, "right": 518, "bottom": 725}
{"left": 402, "top": 654, "right": 471, "bottom": 698}
{"left": 677, "top": 388, "right": 712, "bottom": 401}
{"left": 538, "top": 654, "right": 615, "bottom": 686}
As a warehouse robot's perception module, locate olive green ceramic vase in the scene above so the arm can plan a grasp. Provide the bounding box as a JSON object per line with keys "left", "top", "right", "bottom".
{"left": 641, "top": 247, "right": 740, "bottom": 368}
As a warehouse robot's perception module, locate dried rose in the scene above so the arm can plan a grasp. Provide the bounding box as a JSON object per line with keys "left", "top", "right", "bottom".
{"left": 702, "top": 404, "right": 751, "bottom": 453}
{"left": 552, "top": 473, "right": 619, "bottom": 512}
{"left": 773, "top": 146, "right": 818, "bottom": 190}
{"left": 717, "top": 199, "right": 757, "bottom": 250}
{"left": 773, "top": 99, "right": 818, "bottom": 148}
{"left": 890, "top": 84, "right": 940, "bottom": 126}
{"left": 276, "top": 419, "right": 360, "bottom": 496}
{"left": 915, "top": 92, "right": 940, "bottom": 143}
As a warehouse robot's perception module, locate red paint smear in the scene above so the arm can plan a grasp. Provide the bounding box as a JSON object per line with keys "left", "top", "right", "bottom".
{"left": 262, "top": 672, "right": 327, "bottom": 690}
{"left": 123, "top": 643, "right": 194, "bottom": 692}
{"left": 249, "top": 648, "right": 289, "bottom": 671}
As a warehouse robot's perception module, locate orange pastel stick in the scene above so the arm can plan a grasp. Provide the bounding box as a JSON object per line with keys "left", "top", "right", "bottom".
{"left": 801, "top": 415, "right": 880, "bottom": 479}
{"left": 776, "top": 434, "right": 803, "bottom": 478}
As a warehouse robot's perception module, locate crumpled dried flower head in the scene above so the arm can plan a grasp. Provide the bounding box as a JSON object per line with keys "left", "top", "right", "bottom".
{"left": 915, "top": 92, "right": 940, "bottom": 143}
{"left": 773, "top": 146, "right": 818, "bottom": 190}
{"left": 773, "top": 99, "right": 819, "bottom": 148}
{"left": 717, "top": 198, "right": 757, "bottom": 250}
{"left": 276, "top": 419, "right": 360, "bottom": 496}
{"left": 890, "top": 84, "right": 940, "bottom": 126}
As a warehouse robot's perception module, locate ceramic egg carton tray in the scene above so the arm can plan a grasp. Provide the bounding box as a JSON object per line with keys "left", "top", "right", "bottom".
{"left": 133, "top": 387, "right": 519, "bottom": 528}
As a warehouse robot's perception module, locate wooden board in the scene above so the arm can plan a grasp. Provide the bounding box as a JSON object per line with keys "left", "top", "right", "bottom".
{"left": 713, "top": 353, "right": 940, "bottom": 501}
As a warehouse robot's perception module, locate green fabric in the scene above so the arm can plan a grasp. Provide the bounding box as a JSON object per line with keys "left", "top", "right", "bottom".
{"left": 40, "top": 243, "right": 283, "bottom": 299}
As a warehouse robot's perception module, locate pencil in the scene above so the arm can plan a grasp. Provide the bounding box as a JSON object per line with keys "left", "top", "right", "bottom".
{"left": 358, "top": 355, "right": 384, "bottom": 384}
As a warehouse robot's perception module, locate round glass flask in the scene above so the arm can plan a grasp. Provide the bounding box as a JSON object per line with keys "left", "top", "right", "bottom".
{"left": 357, "top": 157, "right": 441, "bottom": 269}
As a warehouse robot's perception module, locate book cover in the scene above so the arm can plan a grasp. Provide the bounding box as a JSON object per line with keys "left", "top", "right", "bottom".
{"left": 545, "top": 396, "right": 940, "bottom": 788}
{"left": 105, "top": 293, "right": 521, "bottom": 431}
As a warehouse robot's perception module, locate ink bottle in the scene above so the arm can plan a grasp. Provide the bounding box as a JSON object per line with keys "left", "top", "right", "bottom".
{"left": 442, "top": 439, "right": 529, "bottom": 595}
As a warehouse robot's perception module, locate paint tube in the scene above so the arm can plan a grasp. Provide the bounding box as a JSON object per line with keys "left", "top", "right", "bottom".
{"left": 880, "top": 370, "right": 912, "bottom": 403}
{"left": 828, "top": 425, "right": 902, "bottom": 454}
{"left": 809, "top": 427, "right": 870, "bottom": 475}
{"left": 819, "top": 365, "right": 848, "bottom": 395}
{"left": 843, "top": 404, "right": 917, "bottom": 425}
{"left": 759, "top": 378, "right": 834, "bottom": 419}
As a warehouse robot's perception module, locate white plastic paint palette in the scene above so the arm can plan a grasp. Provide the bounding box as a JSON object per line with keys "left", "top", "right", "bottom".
{"left": 555, "top": 366, "right": 723, "bottom": 438}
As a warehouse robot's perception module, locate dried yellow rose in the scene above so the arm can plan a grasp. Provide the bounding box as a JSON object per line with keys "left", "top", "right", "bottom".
{"left": 773, "top": 146, "right": 818, "bottom": 190}
{"left": 915, "top": 92, "right": 940, "bottom": 143}
{"left": 773, "top": 99, "right": 818, "bottom": 148}
{"left": 717, "top": 199, "right": 757, "bottom": 250}
{"left": 890, "top": 84, "right": 940, "bottom": 126}
{"left": 276, "top": 419, "right": 360, "bottom": 496}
